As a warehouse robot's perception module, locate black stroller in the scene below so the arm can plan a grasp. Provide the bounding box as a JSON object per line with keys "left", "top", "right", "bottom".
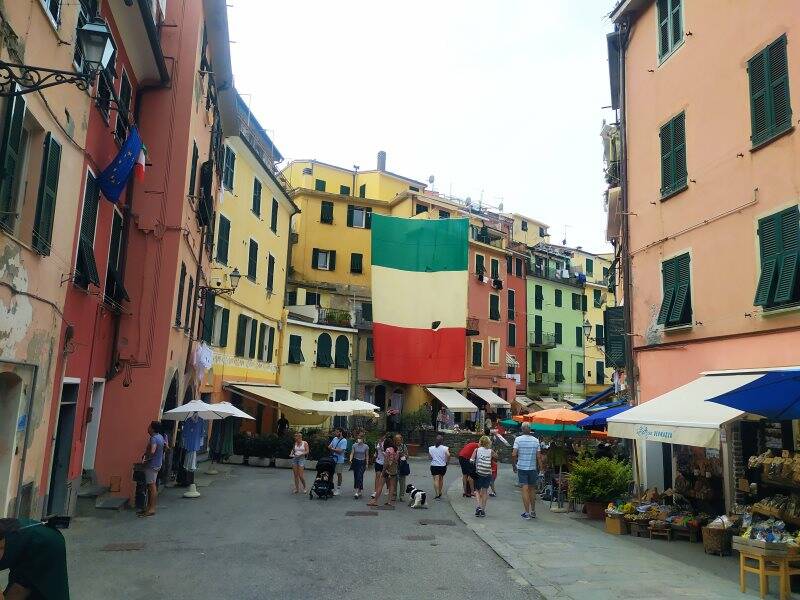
{"left": 310, "top": 456, "right": 336, "bottom": 500}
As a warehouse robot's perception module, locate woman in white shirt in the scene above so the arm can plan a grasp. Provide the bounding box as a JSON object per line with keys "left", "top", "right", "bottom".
{"left": 428, "top": 435, "right": 450, "bottom": 500}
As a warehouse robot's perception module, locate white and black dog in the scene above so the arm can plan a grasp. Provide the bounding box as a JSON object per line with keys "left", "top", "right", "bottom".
{"left": 406, "top": 484, "right": 428, "bottom": 509}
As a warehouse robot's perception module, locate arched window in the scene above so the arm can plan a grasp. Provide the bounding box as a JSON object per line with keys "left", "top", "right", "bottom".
{"left": 316, "top": 333, "right": 332, "bottom": 367}
{"left": 334, "top": 335, "right": 350, "bottom": 368}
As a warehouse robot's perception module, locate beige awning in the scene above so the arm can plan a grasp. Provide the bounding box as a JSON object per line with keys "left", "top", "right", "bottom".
{"left": 426, "top": 387, "right": 477, "bottom": 413}
{"left": 469, "top": 388, "right": 511, "bottom": 409}
{"left": 227, "top": 384, "right": 329, "bottom": 425}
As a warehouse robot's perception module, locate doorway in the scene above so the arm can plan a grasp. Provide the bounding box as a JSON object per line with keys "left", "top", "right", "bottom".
{"left": 0, "top": 372, "right": 24, "bottom": 517}
{"left": 332, "top": 388, "right": 349, "bottom": 429}
{"left": 47, "top": 381, "right": 78, "bottom": 515}
{"left": 374, "top": 385, "right": 386, "bottom": 411}
{"left": 82, "top": 380, "right": 105, "bottom": 471}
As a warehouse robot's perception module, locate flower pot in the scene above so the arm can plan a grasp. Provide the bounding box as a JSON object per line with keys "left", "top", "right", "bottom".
{"left": 274, "top": 458, "right": 293, "bottom": 469}
{"left": 584, "top": 501, "right": 607, "bottom": 520}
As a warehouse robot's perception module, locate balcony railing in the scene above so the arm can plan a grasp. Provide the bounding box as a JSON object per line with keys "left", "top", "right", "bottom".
{"left": 529, "top": 331, "right": 557, "bottom": 349}
{"left": 318, "top": 307, "right": 352, "bottom": 327}
{"left": 530, "top": 372, "right": 556, "bottom": 387}
{"left": 532, "top": 264, "right": 582, "bottom": 287}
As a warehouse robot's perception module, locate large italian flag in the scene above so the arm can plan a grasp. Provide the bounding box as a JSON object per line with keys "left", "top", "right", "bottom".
{"left": 371, "top": 214, "right": 468, "bottom": 384}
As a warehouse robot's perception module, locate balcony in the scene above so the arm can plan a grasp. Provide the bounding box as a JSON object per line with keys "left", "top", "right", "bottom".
{"left": 529, "top": 331, "right": 557, "bottom": 349}
{"left": 470, "top": 225, "right": 505, "bottom": 249}
{"left": 466, "top": 317, "right": 480, "bottom": 336}
{"left": 318, "top": 307, "right": 352, "bottom": 328}
{"left": 529, "top": 372, "right": 557, "bottom": 387}
{"left": 531, "top": 263, "right": 582, "bottom": 287}
{"left": 354, "top": 308, "right": 373, "bottom": 330}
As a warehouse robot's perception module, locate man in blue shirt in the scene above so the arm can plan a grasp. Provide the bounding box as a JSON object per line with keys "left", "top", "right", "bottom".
{"left": 512, "top": 423, "right": 541, "bottom": 520}
{"left": 328, "top": 428, "right": 348, "bottom": 496}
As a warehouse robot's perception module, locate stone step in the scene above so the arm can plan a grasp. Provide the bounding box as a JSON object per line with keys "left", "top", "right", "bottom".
{"left": 77, "top": 484, "right": 109, "bottom": 499}
{"left": 94, "top": 494, "right": 128, "bottom": 510}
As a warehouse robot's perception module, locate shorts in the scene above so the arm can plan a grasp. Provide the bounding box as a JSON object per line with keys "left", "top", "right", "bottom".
{"left": 335, "top": 462, "right": 345, "bottom": 474}
{"left": 459, "top": 457, "right": 475, "bottom": 476}
{"left": 145, "top": 468, "right": 160, "bottom": 485}
{"left": 517, "top": 469, "right": 538, "bottom": 487}
{"left": 374, "top": 462, "right": 384, "bottom": 473}
{"left": 430, "top": 465, "right": 447, "bottom": 477}
{"left": 292, "top": 457, "right": 305, "bottom": 467}
{"left": 474, "top": 474, "right": 493, "bottom": 490}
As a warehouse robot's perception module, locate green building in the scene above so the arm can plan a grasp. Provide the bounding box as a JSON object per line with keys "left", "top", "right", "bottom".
{"left": 527, "top": 244, "right": 586, "bottom": 400}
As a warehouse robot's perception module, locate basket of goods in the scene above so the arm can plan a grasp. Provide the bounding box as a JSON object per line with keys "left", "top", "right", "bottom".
{"left": 702, "top": 515, "right": 736, "bottom": 556}
{"left": 735, "top": 517, "right": 800, "bottom": 556}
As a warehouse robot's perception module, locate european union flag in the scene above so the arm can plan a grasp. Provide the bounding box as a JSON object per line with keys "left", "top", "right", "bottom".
{"left": 97, "top": 127, "right": 143, "bottom": 203}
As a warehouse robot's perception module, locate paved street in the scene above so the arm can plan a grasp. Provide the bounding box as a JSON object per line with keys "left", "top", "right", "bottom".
{"left": 61, "top": 460, "right": 537, "bottom": 600}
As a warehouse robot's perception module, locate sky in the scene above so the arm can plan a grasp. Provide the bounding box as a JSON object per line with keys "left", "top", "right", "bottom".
{"left": 227, "top": 1, "right": 618, "bottom": 253}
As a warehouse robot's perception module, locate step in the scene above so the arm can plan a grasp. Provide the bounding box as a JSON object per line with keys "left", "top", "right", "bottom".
{"left": 77, "top": 484, "right": 109, "bottom": 499}
{"left": 94, "top": 494, "right": 128, "bottom": 510}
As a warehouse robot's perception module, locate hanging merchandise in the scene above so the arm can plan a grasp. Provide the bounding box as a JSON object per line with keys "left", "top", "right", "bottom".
{"left": 194, "top": 342, "right": 213, "bottom": 386}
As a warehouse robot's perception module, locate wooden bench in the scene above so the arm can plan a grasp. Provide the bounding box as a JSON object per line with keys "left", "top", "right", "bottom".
{"left": 649, "top": 526, "right": 672, "bottom": 541}
{"left": 739, "top": 548, "right": 800, "bottom": 599}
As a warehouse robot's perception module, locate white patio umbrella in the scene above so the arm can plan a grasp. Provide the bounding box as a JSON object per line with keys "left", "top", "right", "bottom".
{"left": 209, "top": 401, "right": 255, "bottom": 420}
{"left": 161, "top": 399, "right": 229, "bottom": 421}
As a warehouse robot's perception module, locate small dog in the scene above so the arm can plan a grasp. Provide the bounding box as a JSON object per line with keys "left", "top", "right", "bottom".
{"left": 406, "top": 484, "right": 428, "bottom": 509}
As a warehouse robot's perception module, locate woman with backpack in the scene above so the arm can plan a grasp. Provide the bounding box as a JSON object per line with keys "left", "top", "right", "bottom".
{"left": 470, "top": 435, "right": 497, "bottom": 517}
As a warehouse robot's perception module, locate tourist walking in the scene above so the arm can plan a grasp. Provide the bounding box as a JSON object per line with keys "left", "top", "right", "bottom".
{"left": 349, "top": 431, "right": 370, "bottom": 498}
{"left": 381, "top": 438, "right": 399, "bottom": 506}
{"left": 512, "top": 423, "right": 541, "bottom": 519}
{"left": 394, "top": 433, "right": 409, "bottom": 501}
{"left": 290, "top": 432, "right": 309, "bottom": 494}
{"left": 457, "top": 440, "right": 480, "bottom": 497}
{"left": 470, "top": 435, "right": 496, "bottom": 517}
{"left": 139, "top": 421, "right": 165, "bottom": 517}
{"left": 370, "top": 432, "right": 387, "bottom": 501}
{"left": 328, "top": 428, "right": 348, "bottom": 496}
{"left": 428, "top": 435, "right": 450, "bottom": 499}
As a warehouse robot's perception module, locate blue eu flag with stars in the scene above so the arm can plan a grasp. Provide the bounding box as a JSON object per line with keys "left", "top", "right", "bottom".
{"left": 97, "top": 126, "right": 143, "bottom": 203}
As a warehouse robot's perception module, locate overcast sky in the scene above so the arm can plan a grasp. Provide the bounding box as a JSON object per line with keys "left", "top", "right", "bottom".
{"left": 227, "top": 1, "right": 617, "bottom": 253}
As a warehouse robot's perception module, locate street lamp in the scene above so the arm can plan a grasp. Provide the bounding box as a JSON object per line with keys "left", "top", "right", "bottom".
{"left": 583, "top": 318, "right": 593, "bottom": 341}
{"left": 0, "top": 18, "right": 113, "bottom": 97}
{"left": 227, "top": 267, "right": 241, "bottom": 291}
{"left": 199, "top": 267, "right": 241, "bottom": 297}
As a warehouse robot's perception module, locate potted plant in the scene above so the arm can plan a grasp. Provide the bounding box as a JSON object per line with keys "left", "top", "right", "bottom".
{"left": 233, "top": 433, "right": 253, "bottom": 465}
{"left": 274, "top": 434, "right": 294, "bottom": 469}
{"left": 399, "top": 405, "right": 433, "bottom": 456}
{"left": 568, "top": 456, "right": 632, "bottom": 520}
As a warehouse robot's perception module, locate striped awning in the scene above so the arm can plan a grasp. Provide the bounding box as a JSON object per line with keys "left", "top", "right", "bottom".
{"left": 506, "top": 353, "right": 519, "bottom": 367}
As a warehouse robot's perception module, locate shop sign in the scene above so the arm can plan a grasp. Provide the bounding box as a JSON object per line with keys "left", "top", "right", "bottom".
{"left": 635, "top": 425, "right": 674, "bottom": 441}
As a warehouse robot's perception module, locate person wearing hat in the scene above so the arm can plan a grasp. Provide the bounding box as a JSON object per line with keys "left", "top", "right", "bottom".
{"left": 0, "top": 517, "right": 70, "bottom": 599}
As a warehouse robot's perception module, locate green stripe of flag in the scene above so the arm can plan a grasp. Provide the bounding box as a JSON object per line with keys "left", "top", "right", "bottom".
{"left": 371, "top": 214, "right": 468, "bottom": 272}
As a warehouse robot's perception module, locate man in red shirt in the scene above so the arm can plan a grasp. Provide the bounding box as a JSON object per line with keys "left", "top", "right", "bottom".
{"left": 458, "top": 441, "right": 480, "bottom": 497}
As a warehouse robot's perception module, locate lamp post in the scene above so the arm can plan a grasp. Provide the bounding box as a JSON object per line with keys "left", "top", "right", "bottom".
{"left": 583, "top": 318, "right": 593, "bottom": 341}
{"left": 0, "top": 18, "right": 114, "bottom": 97}
{"left": 199, "top": 267, "right": 241, "bottom": 297}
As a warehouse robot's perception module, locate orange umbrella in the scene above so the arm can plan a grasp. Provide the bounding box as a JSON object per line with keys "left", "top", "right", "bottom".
{"left": 529, "top": 408, "right": 588, "bottom": 425}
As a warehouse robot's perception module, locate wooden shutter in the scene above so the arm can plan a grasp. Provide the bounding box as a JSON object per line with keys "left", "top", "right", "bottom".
{"left": 472, "top": 342, "right": 482, "bottom": 366}
{"left": 315, "top": 179, "right": 326, "bottom": 192}
{"left": 247, "top": 240, "right": 258, "bottom": 280}
{"left": 220, "top": 307, "right": 230, "bottom": 347}
{"left": 248, "top": 319, "right": 258, "bottom": 358}
{"left": 350, "top": 253, "right": 362, "bottom": 273}
{"left": 754, "top": 213, "right": 781, "bottom": 306}
{"left": 317, "top": 333, "right": 332, "bottom": 367}
{"left": 335, "top": 335, "right": 350, "bottom": 368}
{"left": 672, "top": 113, "right": 687, "bottom": 191}
{"left": 769, "top": 36, "right": 792, "bottom": 135}
{"left": 185, "top": 277, "right": 194, "bottom": 328}
{"left": 774, "top": 207, "right": 799, "bottom": 304}
{"left": 555, "top": 289, "right": 561, "bottom": 307}
{"left": 329, "top": 250, "right": 336, "bottom": 271}
{"left": 555, "top": 360, "right": 563, "bottom": 381}
{"left": 312, "top": 248, "right": 320, "bottom": 269}
{"left": 32, "top": 132, "right": 61, "bottom": 255}
{"left": 585, "top": 258, "right": 593, "bottom": 275}
{"left": 320, "top": 201, "right": 333, "bottom": 224}
{"left": 554, "top": 322, "right": 562, "bottom": 344}
{"left": 596, "top": 361, "right": 605, "bottom": 385}
{"left": 535, "top": 284, "right": 543, "bottom": 310}
{"left": 669, "top": 253, "right": 691, "bottom": 324}
{"left": 657, "top": 258, "right": 677, "bottom": 324}
{"left": 267, "top": 255, "right": 275, "bottom": 291}
{"left": 271, "top": 198, "right": 278, "bottom": 231}
{"left": 347, "top": 205, "right": 355, "bottom": 227}
{"left": 201, "top": 288, "right": 214, "bottom": 342}
{"left": 175, "top": 264, "right": 186, "bottom": 326}
{"left": 596, "top": 324, "right": 605, "bottom": 345}
{"left": 670, "top": 0, "right": 682, "bottom": 47}
{"left": 476, "top": 254, "right": 485, "bottom": 275}
{"left": 581, "top": 294, "right": 587, "bottom": 312}
{"left": 257, "top": 323, "right": 266, "bottom": 360}
{"left": 508, "top": 323, "right": 516, "bottom": 347}
{"left": 266, "top": 326, "right": 275, "bottom": 362}
{"left": 366, "top": 337, "right": 374, "bottom": 360}
{"left": 604, "top": 306, "right": 626, "bottom": 368}
{"left": 575, "top": 326, "right": 582, "bottom": 347}
{"left": 749, "top": 48, "right": 770, "bottom": 144}
{"left": 490, "top": 294, "right": 500, "bottom": 320}
{"left": 188, "top": 142, "right": 199, "bottom": 196}
{"left": 0, "top": 93, "right": 26, "bottom": 231}
{"left": 235, "top": 315, "right": 247, "bottom": 357}
{"left": 365, "top": 208, "right": 372, "bottom": 229}
{"left": 576, "top": 363, "right": 584, "bottom": 384}
{"left": 506, "top": 255, "right": 513, "bottom": 274}
{"left": 362, "top": 302, "right": 372, "bottom": 321}
{"left": 105, "top": 211, "right": 128, "bottom": 301}
{"left": 657, "top": 0, "right": 670, "bottom": 58}
{"left": 359, "top": 183, "right": 365, "bottom": 198}
{"left": 216, "top": 215, "right": 230, "bottom": 264}
{"left": 660, "top": 120, "right": 673, "bottom": 195}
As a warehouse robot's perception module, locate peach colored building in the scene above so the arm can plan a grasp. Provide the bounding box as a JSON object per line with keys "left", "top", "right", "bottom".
{"left": 611, "top": 0, "right": 800, "bottom": 495}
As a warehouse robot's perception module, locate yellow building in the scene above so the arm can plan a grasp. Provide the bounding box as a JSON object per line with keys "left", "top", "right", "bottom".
{"left": 199, "top": 95, "right": 298, "bottom": 433}
{"left": 507, "top": 213, "right": 550, "bottom": 247}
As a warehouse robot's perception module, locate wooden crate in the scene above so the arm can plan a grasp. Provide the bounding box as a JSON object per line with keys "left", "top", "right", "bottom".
{"left": 605, "top": 516, "right": 628, "bottom": 535}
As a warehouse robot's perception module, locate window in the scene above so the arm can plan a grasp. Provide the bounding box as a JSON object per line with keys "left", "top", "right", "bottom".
{"left": 575, "top": 326, "right": 583, "bottom": 348}
{"left": 555, "top": 360, "right": 564, "bottom": 383}
{"left": 347, "top": 205, "right": 372, "bottom": 229}
{"left": 235, "top": 316, "right": 257, "bottom": 358}
{"left": 320, "top": 200, "right": 334, "bottom": 224}
{"left": 114, "top": 72, "right": 132, "bottom": 142}
{"left": 184, "top": 276, "right": 193, "bottom": 329}
{"left": 334, "top": 335, "right": 350, "bottom": 368}
{"left": 43, "top": 0, "right": 61, "bottom": 25}
{"left": 506, "top": 255, "right": 513, "bottom": 274}
{"left": 657, "top": 253, "right": 692, "bottom": 327}
{"left": 754, "top": 206, "right": 800, "bottom": 308}
{"left": 490, "top": 258, "right": 500, "bottom": 279}
{"left": 216, "top": 215, "right": 230, "bottom": 264}
{"left": 489, "top": 339, "right": 499, "bottom": 364}
{"left": 521, "top": 220, "right": 528, "bottom": 231}
{"left": 251, "top": 178, "right": 261, "bottom": 215}
{"left": 270, "top": 198, "right": 278, "bottom": 233}
{"left": 95, "top": 38, "right": 116, "bottom": 122}
{"left": 554, "top": 322, "right": 562, "bottom": 344}
{"left": 350, "top": 252, "right": 363, "bottom": 274}
{"left": 75, "top": 172, "right": 100, "bottom": 288}
{"left": 585, "top": 258, "right": 594, "bottom": 276}
{"left": 439, "top": 210, "right": 450, "bottom": 219}
{"left": 361, "top": 301, "right": 372, "bottom": 322}
{"left": 554, "top": 289, "right": 562, "bottom": 307}
{"left": 596, "top": 324, "right": 605, "bottom": 346}
{"left": 340, "top": 184, "right": 350, "bottom": 195}
{"left": 211, "top": 306, "right": 229, "bottom": 347}
{"left": 596, "top": 361, "right": 605, "bottom": 385}
{"left": 604, "top": 306, "right": 626, "bottom": 369}
{"left": 358, "top": 183, "right": 366, "bottom": 198}
{"left": 266, "top": 326, "right": 275, "bottom": 362}
{"left": 288, "top": 334, "right": 304, "bottom": 364}
{"left": 409, "top": 186, "right": 420, "bottom": 192}
{"left": 534, "top": 285, "right": 543, "bottom": 310}
{"left": 314, "top": 179, "right": 326, "bottom": 192}
{"left": 515, "top": 258, "right": 523, "bottom": 277}
{"left": 603, "top": 266, "right": 609, "bottom": 281}
{"left": 507, "top": 289, "right": 515, "bottom": 320}
{"left": 247, "top": 239, "right": 258, "bottom": 281}
{"left": 366, "top": 337, "right": 375, "bottom": 361}
{"left": 749, "top": 35, "right": 792, "bottom": 147}
{"left": 188, "top": 141, "right": 199, "bottom": 197}
{"left": 582, "top": 294, "right": 588, "bottom": 312}
{"left": 576, "top": 363, "right": 584, "bottom": 384}
{"left": 508, "top": 323, "right": 516, "bottom": 347}
{"left": 175, "top": 263, "right": 186, "bottom": 326}
{"left": 660, "top": 112, "right": 687, "bottom": 198}
{"left": 593, "top": 289, "right": 602, "bottom": 308}
{"left": 312, "top": 248, "right": 336, "bottom": 271}
{"left": 475, "top": 254, "right": 485, "bottom": 276}
{"left": 257, "top": 323, "right": 267, "bottom": 360}
{"left": 31, "top": 131, "right": 62, "bottom": 255}
{"left": 306, "top": 291, "right": 320, "bottom": 306}
{"left": 657, "top": 0, "right": 683, "bottom": 60}
{"left": 415, "top": 204, "right": 428, "bottom": 215}
{"left": 287, "top": 290, "right": 297, "bottom": 305}
{"left": 105, "top": 210, "right": 128, "bottom": 302}
{"left": 266, "top": 254, "right": 275, "bottom": 292}
{"left": 571, "top": 293, "right": 581, "bottom": 310}
{"left": 222, "top": 146, "right": 235, "bottom": 190}
{"left": 316, "top": 333, "right": 333, "bottom": 367}
{"left": 539, "top": 226, "right": 546, "bottom": 237}
{"left": 471, "top": 341, "right": 483, "bottom": 367}
{"left": 489, "top": 294, "right": 500, "bottom": 321}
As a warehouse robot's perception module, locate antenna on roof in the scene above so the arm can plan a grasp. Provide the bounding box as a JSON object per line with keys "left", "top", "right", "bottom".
{"left": 428, "top": 175, "right": 435, "bottom": 191}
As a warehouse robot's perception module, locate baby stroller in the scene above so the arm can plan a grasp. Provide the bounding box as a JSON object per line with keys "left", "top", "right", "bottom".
{"left": 310, "top": 456, "right": 336, "bottom": 500}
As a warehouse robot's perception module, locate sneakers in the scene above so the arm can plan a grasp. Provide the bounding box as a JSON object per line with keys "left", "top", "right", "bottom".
{"left": 333, "top": 488, "right": 340, "bottom": 496}
{"left": 475, "top": 507, "right": 486, "bottom": 518}
{"left": 521, "top": 512, "right": 532, "bottom": 520}
{"left": 530, "top": 511, "right": 537, "bottom": 519}
{"left": 354, "top": 492, "right": 360, "bottom": 499}
{"left": 489, "top": 491, "right": 496, "bottom": 497}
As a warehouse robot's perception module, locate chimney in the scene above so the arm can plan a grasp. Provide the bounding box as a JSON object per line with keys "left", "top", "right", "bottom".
{"left": 377, "top": 150, "right": 386, "bottom": 171}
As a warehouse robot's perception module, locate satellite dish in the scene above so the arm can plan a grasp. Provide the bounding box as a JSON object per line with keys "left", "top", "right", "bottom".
{"left": 428, "top": 175, "right": 435, "bottom": 184}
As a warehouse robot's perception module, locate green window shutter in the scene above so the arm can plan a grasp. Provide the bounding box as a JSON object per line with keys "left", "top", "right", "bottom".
{"left": 554, "top": 360, "right": 563, "bottom": 382}
{"left": 365, "top": 208, "right": 372, "bottom": 229}
{"left": 334, "top": 335, "right": 350, "bottom": 368}
{"left": 472, "top": 342, "right": 482, "bottom": 366}
{"left": 660, "top": 119, "right": 674, "bottom": 195}
{"left": 32, "top": 132, "right": 61, "bottom": 255}
{"left": 347, "top": 204, "right": 354, "bottom": 227}
{"left": 350, "top": 253, "right": 363, "bottom": 274}
{"left": 248, "top": 319, "right": 258, "bottom": 358}
{"left": 270, "top": 198, "right": 278, "bottom": 232}
{"left": 0, "top": 93, "right": 26, "bottom": 231}
{"left": 749, "top": 36, "right": 792, "bottom": 146}
{"left": 314, "top": 179, "right": 326, "bottom": 192}
{"left": 219, "top": 308, "right": 230, "bottom": 347}
{"left": 489, "top": 294, "right": 500, "bottom": 320}
{"left": 769, "top": 36, "right": 792, "bottom": 134}
{"left": 235, "top": 315, "right": 247, "bottom": 357}
{"left": 201, "top": 288, "right": 215, "bottom": 343}
{"left": 491, "top": 259, "right": 499, "bottom": 279}
{"left": 541, "top": 352, "right": 548, "bottom": 373}
{"left": 320, "top": 201, "right": 333, "bottom": 224}
{"left": 749, "top": 49, "right": 770, "bottom": 144}
{"left": 366, "top": 337, "right": 375, "bottom": 361}
{"left": 657, "top": 0, "right": 670, "bottom": 58}
{"left": 604, "top": 307, "right": 626, "bottom": 368}
{"left": 508, "top": 323, "right": 516, "bottom": 347}
{"left": 359, "top": 183, "right": 366, "bottom": 198}
{"left": 585, "top": 258, "right": 593, "bottom": 275}
{"left": 216, "top": 215, "right": 230, "bottom": 264}
{"left": 554, "top": 322, "right": 562, "bottom": 344}
{"left": 534, "top": 315, "right": 542, "bottom": 344}
{"left": 534, "top": 284, "right": 543, "bottom": 310}
{"left": 581, "top": 294, "right": 587, "bottom": 312}
{"left": 288, "top": 334, "right": 304, "bottom": 363}
{"left": 576, "top": 363, "right": 584, "bottom": 384}
{"left": 105, "top": 211, "right": 128, "bottom": 302}
{"left": 247, "top": 239, "right": 258, "bottom": 280}
{"left": 266, "top": 326, "right": 275, "bottom": 362}
{"left": 596, "top": 324, "right": 604, "bottom": 345}
{"left": 267, "top": 255, "right": 275, "bottom": 291}
{"left": 575, "top": 326, "right": 582, "bottom": 348}
{"left": 507, "top": 289, "right": 515, "bottom": 320}
{"left": 340, "top": 184, "right": 350, "bottom": 195}
{"left": 175, "top": 263, "right": 186, "bottom": 326}
{"left": 506, "top": 255, "right": 512, "bottom": 274}
{"left": 571, "top": 293, "right": 579, "bottom": 310}
{"left": 555, "top": 289, "right": 562, "bottom": 307}
{"left": 596, "top": 361, "right": 605, "bottom": 384}
{"left": 188, "top": 142, "right": 199, "bottom": 196}
{"left": 362, "top": 302, "right": 372, "bottom": 321}
{"left": 670, "top": 0, "right": 682, "bottom": 48}
{"left": 184, "top": 277, "right": 193, "bottom": 328}
{"left": 755, "top": 213, "right": 780, "bottom": 306}
{"left": 329, "top": 250, "right": 336, "bottom": 271}
{"left": 312, "top": 248, "right": 320, "bottom": 269}
{"left": 672, "top": 113, "right": 687, "bottom": 191}
{"left": 317, "top": 333, "right": 332, "bottom": 367}
{"left": 657, "top": 258, "right": 677, "bottom": 325}
{"left": 476, "top": 254, "right": 485, "bottom": 275}
{"left": 257, "top": 323, "right": 266, "bottom": 360}
{"left": 774, "top": 207, "right": 799, "bottom": 304}
{"left": 593, "top": 289, "right": 602, "bottom": 307}
{"left": 669, "top": 253, "right": 691, "bottom": 324}
{"left": 251, "top": 178, "right": 261, "bottom": 215}
{"left": 76, "top": 173, "right": 101, "bottom": 288}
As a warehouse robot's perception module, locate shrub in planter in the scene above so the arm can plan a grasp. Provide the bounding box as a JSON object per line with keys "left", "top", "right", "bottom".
{"left": 308, "top": 435, "right": 331, "bottom": 461}
{"left": 275, "top": 434, "right": 294, "bottom": 459}
{"left": 568, "top": 456, "right": 632, "bottom": 518}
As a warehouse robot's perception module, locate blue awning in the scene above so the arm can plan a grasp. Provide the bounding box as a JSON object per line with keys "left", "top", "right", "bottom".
{"left": 578, "top": 404, "right": 630, "bottom": 429}
{"left": 573, "top": 386, "right": 614, "bottom": 411}
{"left": 706, "top": 369, "right": 800, "bottom": 419}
